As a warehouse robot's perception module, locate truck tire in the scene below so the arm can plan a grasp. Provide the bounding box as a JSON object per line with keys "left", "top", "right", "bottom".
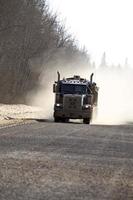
{"left": 83, "top": 118, "right": 90, "bottom": 124}
{"left": 54, "top": 117, "right": 60, "bottom": 122}
{"left": 64, "top": 118, "right": 69, "bottom": 123}
{"left": 61, "top": 118, "right": 69, "bottom": 123}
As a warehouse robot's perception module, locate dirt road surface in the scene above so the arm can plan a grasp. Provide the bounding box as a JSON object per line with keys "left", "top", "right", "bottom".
{"left": 0, "top": 121, "right": 132, "bottom": 200}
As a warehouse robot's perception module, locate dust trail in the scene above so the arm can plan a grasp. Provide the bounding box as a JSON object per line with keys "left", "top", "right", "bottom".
{"left": 28, "top": 65, "right": 133, "bottom": 124}
{"left": 27, "top": 69, "right": 55, "bottom": 119}
{"left": 94, "top": 67, "right": 133, "bottom": 124}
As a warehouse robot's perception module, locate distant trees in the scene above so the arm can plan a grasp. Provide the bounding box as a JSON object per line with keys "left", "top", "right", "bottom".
{"left": 124, "top": 58, "right": 129, "bottom": 68}
{"left": 100, "top": 52, "right": 107, "bottom": 68}
{"left": 99, "top": 52, "right": 131, "bottom": 70}
{"left": 0, "top": 0, "right": 90, "bottom": 103}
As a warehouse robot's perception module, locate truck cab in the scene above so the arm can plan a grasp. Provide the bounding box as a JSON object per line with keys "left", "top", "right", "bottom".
{"left": 53, "top": 72, "right": 98, "bottom": 124}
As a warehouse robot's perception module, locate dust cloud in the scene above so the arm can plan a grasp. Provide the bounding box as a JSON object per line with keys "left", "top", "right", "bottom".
{"left": 27, "top": 68, "right": 55, "bottom": 119}
{"left": 28, "top": 65, "right": 133, "bottom": 125}
{"left": 94, "top": 67, "right": 133, "bottom": 124}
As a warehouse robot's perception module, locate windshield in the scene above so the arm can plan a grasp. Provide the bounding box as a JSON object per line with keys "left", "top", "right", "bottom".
{"left": 61, "top": 84, "right": 87, "bottom": 94}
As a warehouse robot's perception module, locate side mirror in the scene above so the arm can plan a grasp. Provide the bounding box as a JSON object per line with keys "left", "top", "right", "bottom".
{"left": 87, "top": 94, "right": 93, "bottom": 104}
{"left": 53, "top": 84, "right": 56, "bottom": 93}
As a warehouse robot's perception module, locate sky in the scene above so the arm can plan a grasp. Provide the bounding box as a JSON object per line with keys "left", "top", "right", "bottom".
{"left": 48, "top": 0, "right": 133, "bottom": 66}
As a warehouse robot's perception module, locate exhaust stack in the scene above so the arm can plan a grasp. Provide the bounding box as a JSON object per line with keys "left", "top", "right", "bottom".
{"left": 90, "top": 73, "right": 94, "bottom": 84}
{"left": 57, "top": 71, "right": 60, "bottom": 82}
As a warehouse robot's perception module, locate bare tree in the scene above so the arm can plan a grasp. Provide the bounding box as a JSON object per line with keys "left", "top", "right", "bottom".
{"left": 0, "top": 0, "right": 90, "bottom": 103}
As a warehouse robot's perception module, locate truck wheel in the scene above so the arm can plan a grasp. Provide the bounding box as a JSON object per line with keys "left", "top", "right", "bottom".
{"left": 61, "top": 118, "right": 69, "bottom": 123}
{"left": 83, "top": 118, "right": 90, "bottom": 124}
{"left": 64, "top": 118, "right": 69, "bottom": 123}
{"left": 54, "top": 117, "right": 60, "bottom": 122}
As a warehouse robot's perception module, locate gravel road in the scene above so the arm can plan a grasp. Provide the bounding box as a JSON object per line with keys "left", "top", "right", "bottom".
{"left": 0, "top": 121, "right": 132, "bottom": 200}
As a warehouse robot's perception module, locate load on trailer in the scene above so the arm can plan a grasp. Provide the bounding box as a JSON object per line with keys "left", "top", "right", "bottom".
{"left": 53, "top": 72, "right": 99, "bottom": 124}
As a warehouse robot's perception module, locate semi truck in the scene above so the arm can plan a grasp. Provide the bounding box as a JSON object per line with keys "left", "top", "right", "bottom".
{"left": 53, "top": 72, "right": 99, "bottom": 124}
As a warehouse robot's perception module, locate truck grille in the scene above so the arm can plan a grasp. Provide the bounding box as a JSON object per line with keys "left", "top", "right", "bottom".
{"left": 63, "top": 95, "right": 82, "bottom": 111}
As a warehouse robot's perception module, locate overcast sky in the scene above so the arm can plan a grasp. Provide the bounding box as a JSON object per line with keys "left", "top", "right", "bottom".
{"left": 48, "top": 0, "right": 133, "bottom": 66}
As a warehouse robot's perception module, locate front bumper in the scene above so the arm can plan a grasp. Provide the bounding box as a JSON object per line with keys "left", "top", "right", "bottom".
{"left": 54, "top": 109, "right": 92, "bottom": 119}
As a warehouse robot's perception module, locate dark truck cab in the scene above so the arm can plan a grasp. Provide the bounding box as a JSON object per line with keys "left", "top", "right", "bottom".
{"left": 53, "top": 72, "right": 98, "bottom": 124}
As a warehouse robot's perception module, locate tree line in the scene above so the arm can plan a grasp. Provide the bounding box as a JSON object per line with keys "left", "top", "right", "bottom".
{"left": 0, "top": 0, "right": 90, "bottom": 103}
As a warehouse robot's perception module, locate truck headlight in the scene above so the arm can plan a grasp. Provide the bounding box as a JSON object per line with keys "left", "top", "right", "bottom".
{"left": 83, "top": 104, "right": 91, "bottom": 109}
{"left": 55, "top": 103, "right": 63, "bottom": 108}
